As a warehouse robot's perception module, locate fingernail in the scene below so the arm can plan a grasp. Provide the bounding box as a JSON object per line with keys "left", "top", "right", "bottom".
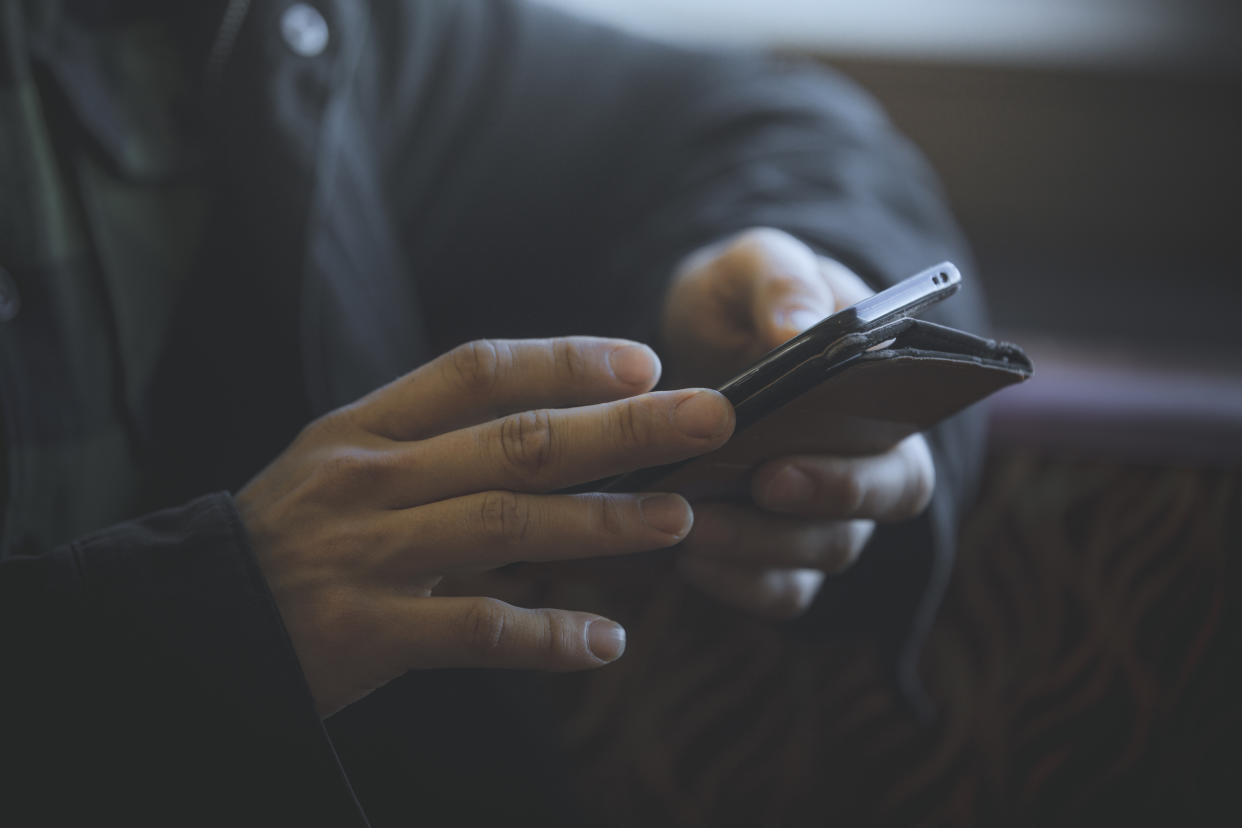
{"left": 587, "top": 620, "right": 626, "bottom": 662}
{"left": 673, "top": 390, "right": 732, "bottom": 439}
{"left": 608, "top": 345, "right": 659, "bottom": 387}
{"left": 762, "top": 465, "right": 814, "bottom": 508}
{"left": 639, "top": 494, "right": 693, "bottom": 538}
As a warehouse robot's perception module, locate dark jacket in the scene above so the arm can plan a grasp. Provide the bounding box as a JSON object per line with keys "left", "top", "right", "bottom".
{"left": 0, "top": 0, "right": 986, "bottom": 824}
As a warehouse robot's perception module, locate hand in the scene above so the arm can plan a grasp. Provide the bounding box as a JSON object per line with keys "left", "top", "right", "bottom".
{"left": 660, "top": 229, "right": 935, "bottom": 618}
{"left": 235, "top": 337, "right": 733, "bottom": 716}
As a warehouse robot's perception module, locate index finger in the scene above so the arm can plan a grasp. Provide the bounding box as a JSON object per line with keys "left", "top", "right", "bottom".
{"left": 348, "top": 337, "right": 662, "bottom": 441}
{"left": 387, "top": 388, "right": 735, "bottom": 505}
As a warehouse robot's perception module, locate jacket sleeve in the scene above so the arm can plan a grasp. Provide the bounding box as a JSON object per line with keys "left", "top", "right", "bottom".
{"left": 371, "top": 0, "right": 988, "bottom": 667}
{"left": 0, "top": 493, "right": 369, "bottom": 827}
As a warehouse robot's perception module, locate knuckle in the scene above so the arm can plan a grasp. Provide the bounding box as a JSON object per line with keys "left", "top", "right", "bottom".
{"left": 587, "top": 493, "right": 630, "bottom": 540}
{"left": 296, "top": 410, "right": 345, "bottom": 445}
{"left": 552, "top": 338, "right": 590, "bottom": 384}
{"left": 611, "top": 397, "right": 651, "bottom": 447}
{"left": 539, "top": 610, "right": 578, "bottom": 663}
{"left": 726, "top": 228, "right": 794, "bottom": 263}
{"left": 296, "top": 415, "right": 327, "bottom": 441}
{"left": 497, "top": 409, "right": 556, "bottom": 478}
{"left": 721, "top": 235, "right": 768, "bottom": 272}
{"left": 448, "top": 339, "right": 504, "bottom": 393}
{"left": 461, "top": 598, "right": 510, "bottom": 655}
{"left": 478, "top": 490, "right": 533, "bottom": 546}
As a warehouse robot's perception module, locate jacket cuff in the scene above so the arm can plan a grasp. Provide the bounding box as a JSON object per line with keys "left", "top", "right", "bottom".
{"left": 61, "top": 492, "right": 369, "bottom": 825}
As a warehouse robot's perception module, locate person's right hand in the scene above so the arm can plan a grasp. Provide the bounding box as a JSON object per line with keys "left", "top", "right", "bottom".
{"left": 234, "top": 337, "right": 734, "bottom": 717}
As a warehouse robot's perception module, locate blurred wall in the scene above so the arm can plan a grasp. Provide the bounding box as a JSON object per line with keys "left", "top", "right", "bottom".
{"left": 540, "top": 0, "right": 1242, "bottom": 352}
{"left": 541, "top": 0, "right": 1238, "bottom": 71}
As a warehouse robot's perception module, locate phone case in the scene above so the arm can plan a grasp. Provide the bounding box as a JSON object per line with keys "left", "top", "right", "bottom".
{"left": 608, "top": 317, "right": 1032, "bottom": 499}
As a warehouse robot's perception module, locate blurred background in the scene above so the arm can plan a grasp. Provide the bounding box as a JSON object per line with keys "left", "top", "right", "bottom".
{"left": 518, "top": 3, "right": 1242, "bottom": 825}
{"left": 545, "top": 0, "right": 1242, "bottom": 465}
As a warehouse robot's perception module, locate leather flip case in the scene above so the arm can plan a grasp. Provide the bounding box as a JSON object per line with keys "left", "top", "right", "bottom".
{"left": 608, "top": 317, "right": 1032, "bottom": 499}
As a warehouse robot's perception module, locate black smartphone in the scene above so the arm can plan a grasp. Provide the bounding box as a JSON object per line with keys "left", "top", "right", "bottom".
{"left": 718, "top": 261, "right": 961, "bottom": 408}
{"left": 603, "top": 261, "right": 1029, "bottom": 498}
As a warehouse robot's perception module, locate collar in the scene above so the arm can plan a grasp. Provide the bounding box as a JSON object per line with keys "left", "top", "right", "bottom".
{"left": 25, "top": 0, "right": 231, "bottom": 180}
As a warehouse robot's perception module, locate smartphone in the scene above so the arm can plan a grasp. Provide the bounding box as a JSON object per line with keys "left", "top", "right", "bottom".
{"left": 603, "top": 261, "right": 1029, "bottom": 498}
{"left": 719, "top": 262, "right": 961, "bottom": 408}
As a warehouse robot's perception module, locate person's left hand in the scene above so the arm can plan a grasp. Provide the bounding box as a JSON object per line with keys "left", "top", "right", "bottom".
{"left": 660, "top": 228, "right": 935, "bottom": 618}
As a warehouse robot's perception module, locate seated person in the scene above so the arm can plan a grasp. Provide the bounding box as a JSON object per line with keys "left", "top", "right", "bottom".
{"left": 0, "top": 0, "right": 987, "bottom": 824}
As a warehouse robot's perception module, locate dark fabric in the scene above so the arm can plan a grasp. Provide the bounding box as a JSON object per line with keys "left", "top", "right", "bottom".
{"left": 2, "top": 494, "right": 367, "bottom": 826}
{"left": 533, "top": 456, "right": 1242, "bottom": 828}
{"left": 0, "top": 0, "right": 986, "bottom": 824}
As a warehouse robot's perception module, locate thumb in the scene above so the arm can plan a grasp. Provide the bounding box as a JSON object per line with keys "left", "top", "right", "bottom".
{"left": 746, "top": 238, "right": 836, "bottom": 349}
{"left": 406, "top": 597, "right": 627, "bottom": 671}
